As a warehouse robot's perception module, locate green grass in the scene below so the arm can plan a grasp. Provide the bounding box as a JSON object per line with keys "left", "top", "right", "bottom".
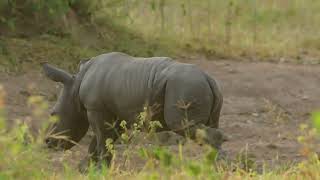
{"left": 1, "top": 0, "right": 320, "bottom": 73}
{"left": 0, "top": 9, "right": 172, "bottom": 73}
{"left": 1, "top": 1, "right": 320, "bottom": 179}
{"left": 0, "top": 91, "right": 320, "bottom": 179}
{"left": 104, "top": 0, "right": 320, "bottom": 62}
{"left": 0, "top": 31, "right": 170, "bottom": 73}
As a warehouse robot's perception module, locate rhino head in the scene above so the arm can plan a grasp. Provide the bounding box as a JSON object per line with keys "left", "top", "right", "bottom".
{"left": 42, "top": 63, "right": 89, "bottom": 150}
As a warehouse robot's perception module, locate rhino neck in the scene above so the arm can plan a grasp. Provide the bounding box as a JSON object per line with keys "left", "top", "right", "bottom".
{"left": 72, "top": 59, "right": 94, "bottom": 113}
{"left": 64, "top": 60, "right": 93, "bottom": 143}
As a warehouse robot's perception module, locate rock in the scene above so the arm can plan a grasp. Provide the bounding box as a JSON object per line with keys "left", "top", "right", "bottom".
{"left": 251, "top": 113, "right": 259, "bottom": 117}
{"left": 266, "top": 143, "right": 278, "bottom": 149}
{"left": 228, "top": 68, "right": 237, "bottom": 74}
{"left": 19, "top": 89, "right": 31, "bottom": 97}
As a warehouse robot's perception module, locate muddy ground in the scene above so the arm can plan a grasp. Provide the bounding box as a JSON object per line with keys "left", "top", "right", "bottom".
{"left": 1, "top": 58, "right": 319, "bottom": 171}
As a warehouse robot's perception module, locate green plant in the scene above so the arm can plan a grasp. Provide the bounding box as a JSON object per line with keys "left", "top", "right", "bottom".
{"left": 0, "top": 91, "right": 319, "bottom": 180}
{"left": 312, "top": 112, "right": 320, "bottom": 133}
{"left": 98, "top": 0, "right": 320, "bottom": 62}
{"left": 297, "top": 123, "right": 318, "bottom": 158}
{"left": 0, "top": 93, "right": 51, "bottom": 179}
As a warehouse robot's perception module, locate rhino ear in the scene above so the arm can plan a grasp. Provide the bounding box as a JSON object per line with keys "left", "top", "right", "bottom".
{"left": 42, "top": 63, "right": 73, "bottom": 84}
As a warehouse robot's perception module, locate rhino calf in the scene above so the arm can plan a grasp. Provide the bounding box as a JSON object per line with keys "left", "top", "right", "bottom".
{"left": 42, "top": 52, "right": 224, "bottom": 171}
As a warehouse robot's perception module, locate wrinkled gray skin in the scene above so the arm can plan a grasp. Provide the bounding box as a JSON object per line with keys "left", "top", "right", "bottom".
{"left": 43, "top": 52, "right": 224, "bottom": 171}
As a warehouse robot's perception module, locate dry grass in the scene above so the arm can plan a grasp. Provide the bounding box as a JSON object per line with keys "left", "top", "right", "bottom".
{"left": 104, "top": 0, "right": 320, "bottom": 62}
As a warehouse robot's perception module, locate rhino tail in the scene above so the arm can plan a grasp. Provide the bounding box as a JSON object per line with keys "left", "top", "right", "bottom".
{"left": 204, "top": 73, "right": 223, "bottom": 128}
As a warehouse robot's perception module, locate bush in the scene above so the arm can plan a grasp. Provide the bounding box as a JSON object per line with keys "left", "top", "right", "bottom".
{"left": 0, "top": 0, "right": 106, "bottom": 36}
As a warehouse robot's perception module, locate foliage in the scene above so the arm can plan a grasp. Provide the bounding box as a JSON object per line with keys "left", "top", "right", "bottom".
{"left": 1, "top": 0, "right": 67, "bottom": 33}
{"left": 0, "top": 0, "right": 105, "bottom": 34}
{"left": 0, "top": 86, "right": 319, "bottom": 179}
{"left": 104, "top": 0, "right": 320, "bottom": 62}
{"left": 2, "top": 0, "right": 320, "bottom": 68}
{"left": 0, "top": 28, "right": 169, "bottom": 73}
{"left": 312, "top": 112, "right": 320, "bottom": 133}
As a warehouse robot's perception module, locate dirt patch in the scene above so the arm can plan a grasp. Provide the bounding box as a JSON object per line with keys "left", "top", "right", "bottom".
{"left": 196, "top": 59, "right": 320, "bottom": 166}
{"left": 0, "top": 59, "right": 319, "bottom": 170}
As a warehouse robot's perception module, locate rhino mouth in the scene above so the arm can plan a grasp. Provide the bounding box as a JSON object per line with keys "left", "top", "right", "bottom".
{"left": 45, "top": 137, "right": 75, "bottom": 150}
{"left": 43, "top": 120, "right": 71, "bottom": 149}
{"left": 44, "top": 125, "right": 76, "bottom": 150}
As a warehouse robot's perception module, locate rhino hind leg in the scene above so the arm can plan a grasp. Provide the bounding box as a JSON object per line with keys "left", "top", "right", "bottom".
{"left": 163, "top": 76, "right": 212, "bottom": 133}
{"left": 163, "top": 78, "right": 225, "bottom": 150}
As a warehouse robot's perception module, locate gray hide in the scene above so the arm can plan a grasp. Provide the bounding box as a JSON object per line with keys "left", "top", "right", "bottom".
{"left": 43, "top": 52, "right": 224, "bottom": 171}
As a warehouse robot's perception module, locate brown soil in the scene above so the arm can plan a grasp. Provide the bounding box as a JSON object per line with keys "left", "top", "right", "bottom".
{"left": 1, "top": 59, "right": 319, "bottom": 171}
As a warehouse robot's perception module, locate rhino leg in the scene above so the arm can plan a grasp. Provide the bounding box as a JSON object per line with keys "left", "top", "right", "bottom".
{"left": 78, "top": 136, "right": 97, "bottom": 173}
{"left": 162, "top": 77, "right": 226, "bottom": 151}
{"left": 85, "top": 110, "right": 118, "bottom": 169}
{"left": 163, "top": 78, "right": 211, "bottom": 135}
{"left": 88, "top": 136, "right": 98, "bottom": 160}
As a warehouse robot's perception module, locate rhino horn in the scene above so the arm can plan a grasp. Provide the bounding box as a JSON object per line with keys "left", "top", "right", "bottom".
{"left": 42, "top": 63, "right": 73, "bottom": 84}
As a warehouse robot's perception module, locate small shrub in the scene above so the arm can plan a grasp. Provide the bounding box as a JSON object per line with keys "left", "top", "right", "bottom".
{"left": 312, "top": 112, "right": 320, "bottom": 133}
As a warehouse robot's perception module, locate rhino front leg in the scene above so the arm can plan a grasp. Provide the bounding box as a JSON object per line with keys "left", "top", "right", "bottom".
{"left": 78, "top": 136, "right": 98, "bottom": 173}
{"left": 86, "top": 110, "right": 117, "bottom": 169}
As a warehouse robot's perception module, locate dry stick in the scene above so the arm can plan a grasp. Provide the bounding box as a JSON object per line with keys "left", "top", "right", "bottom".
{"left": 225, "top": 1, "right": 233, "bottom": 49}
{"left": 152, "top": 0, "right": 159, "bottom": 35}
{"left": 252, "top": 0, "right": 258, "bottom": 60}
{"left": 159, "top": 0, "right": 166, "bottom": 33}
{"left": 180, "top": 2, "right": 187, "bottom": 42}
{"left": 124, "top": 0, "right": 133, "bottom": 25}
{"left": 187, "top": 0, "right": 194, "bottom": 38}
{"left": 263, "top": 98, "right": 294, "bottom": 122}
{"left": 293, "top": 0, "right": 300, "bottom": 61}
{"left": 207, "top": 0, "right": 212, "bottom": 36}
{"left": 207, "top": 0, "right": 215, "bottom": 47}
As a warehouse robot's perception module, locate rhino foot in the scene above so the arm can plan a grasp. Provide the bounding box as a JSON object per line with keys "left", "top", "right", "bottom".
{"left": 78, "top": 156, "right": 91, "bottom": 174}
{"left": 78, "top": 154, "right": 113, "bottom": 173}
{"left": 194, "top": 125, "right": 228, "bottom": 149}
{"left": 216, "top": 149, "right": 228, "bottom": 161}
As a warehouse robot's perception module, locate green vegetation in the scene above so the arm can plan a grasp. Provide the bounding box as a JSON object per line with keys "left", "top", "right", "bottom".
{"left": 1, "top": 1, "right": 320, "bottom": 179}
{"left": 0, "top": 87, "right": 320, "bottom": 179}
{"left": 0, "top": 0, "right": 171, "bottom": 72}
{"left": 1, "top": 0, "right": 320, "bottom": 72}
{"left": 313, "top": 112, "right": 320, "bottom": 133}
{"left": 117, "top": 0, "right": 320, "bottom": 62}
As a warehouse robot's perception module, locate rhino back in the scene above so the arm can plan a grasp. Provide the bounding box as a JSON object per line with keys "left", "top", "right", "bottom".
{"left": 79, "top": 52, "right": 174, "bottom": 120}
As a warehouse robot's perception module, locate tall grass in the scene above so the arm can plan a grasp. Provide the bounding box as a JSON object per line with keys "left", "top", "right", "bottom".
{"left": 2, "top": 0, "right": 320, "bottom": 62}
{"left": 103, "top": 0, "right": 320, "bottom": 61}
{"left": 2, "top": 0, "right": 319, "bottom": 65}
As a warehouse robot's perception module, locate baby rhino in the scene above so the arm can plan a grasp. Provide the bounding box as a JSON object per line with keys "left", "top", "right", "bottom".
{"left": 43, "top": 52, "right": 224, "bottom": 171}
